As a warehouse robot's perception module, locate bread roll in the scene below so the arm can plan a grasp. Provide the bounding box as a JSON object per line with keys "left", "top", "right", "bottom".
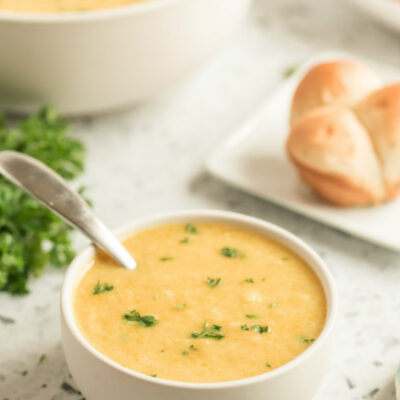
{"left": 290, "top": 60, "right": 381, "bottom": 125}
{"left": 356, "top": 83, "right": 400, "bottom": 200}
{"left": 286, "top": 106, "right": 385, "bottom": 206}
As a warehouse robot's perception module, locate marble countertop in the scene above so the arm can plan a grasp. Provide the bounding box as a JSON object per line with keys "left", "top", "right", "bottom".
{"left": 2, "top": 0, "right": 400, "bottom": 399}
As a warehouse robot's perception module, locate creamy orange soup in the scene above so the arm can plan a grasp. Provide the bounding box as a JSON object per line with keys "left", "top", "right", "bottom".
{"left": 74, "top": 222, "right": 326, "bottom": 383}
{"left": 0, "top": 0, "right": 147, "bottom": 13}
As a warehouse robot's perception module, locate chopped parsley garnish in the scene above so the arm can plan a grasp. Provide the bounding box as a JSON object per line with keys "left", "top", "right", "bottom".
{"left": 241, "top": 324, "right": 269, "bottom": 334}
{"left": 185, "top": 223, "right": 197, "bottom": 234}
{"left": 246, "top": 314, "right": 259, "bottom": 319}
{"left": 300, "top": 336, "right": 315, "bottom": 344}
{"left": 160, "top": 256, "right": 173, "bottom": 262}
{"left": 206, "top": 277, "right": 221, "bottom": 288}
{"left": 38, "top": 354, "right": 47, "bottom": 365}
{"left": 244, "top": 278, "right": 254, "bottom": 283}
{"left": 0, "top": 107, "right": 86, "bottom": 295}
{"left": 266, "top": 362, "right": 272, "bottom": 368}
{"left": 269, "top": 302, "right": 278, "bottom": 308}
{"left": 92, "top": 281, "right": 114, "bottom": 295}
{"left": 123, "top": 310, "right": 157, "bottom": 327}
{"left": 174, "top": 303, "right": 187, "bottom": 310}
{"left": 182, "top": 344, "right": 197, "bottom": 356}
{"left": 180, "top": 237, "right": 190, "bottom": 244}
{"left": 220, "top": 247, "right": 245, "bottom": 259}
{"left": 251, "top": 325, "right": 269, "bottom": 334}
{"left": 0, "top": 315, "right": 15, "bottom": 324}
{"left": 283, "top": 65, "right": 298, "bottom": 78}
{"left": 61, "top": 382, "right": 81, "bottom": 395}
{"left": 191, "top": 322, "right": 224, "bottom": 340}
{"left": 149, "top": 374, "right": 157, "bottom": 378}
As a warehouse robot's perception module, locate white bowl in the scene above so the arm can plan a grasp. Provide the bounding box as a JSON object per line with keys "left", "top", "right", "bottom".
{"left": 61, "top": 209, "right": 337, "bottom": 400}
{"left": 0, "top": 0, "right": 250, "bottom": 115}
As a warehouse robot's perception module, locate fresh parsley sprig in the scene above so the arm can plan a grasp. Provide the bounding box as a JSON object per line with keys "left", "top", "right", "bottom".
{"left": 0, "top": 107, "right": 86, "bottom": 295}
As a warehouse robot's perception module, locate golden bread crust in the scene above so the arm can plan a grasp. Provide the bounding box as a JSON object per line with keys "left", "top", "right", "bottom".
{"left": 356, "top": 83, "right": 400, "bottom": 197}
{"left": 291, "top": 159, "right": 384, "bottom": 206}
{"left": 286, "top": 106, "right": 386, "bottom": 206}
{"left": 291, "top": 60, "right": 381, "bottom": 125}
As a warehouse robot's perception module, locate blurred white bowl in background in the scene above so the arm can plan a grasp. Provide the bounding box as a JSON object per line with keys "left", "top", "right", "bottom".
{"left": 347, "top": 0, "right": 400, "bottom": 34}
{"left": 0, "top": 0, "right": 251, "bottom": 115}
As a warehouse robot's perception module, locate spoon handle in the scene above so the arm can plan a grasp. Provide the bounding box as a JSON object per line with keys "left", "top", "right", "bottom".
{"left": 0, "top": 150, "right": 136, "bottom": 270}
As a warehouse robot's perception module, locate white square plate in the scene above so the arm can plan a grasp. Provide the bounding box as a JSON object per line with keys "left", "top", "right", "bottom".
{"left": 206, "top": 51, "right": 400, "bottom": 252}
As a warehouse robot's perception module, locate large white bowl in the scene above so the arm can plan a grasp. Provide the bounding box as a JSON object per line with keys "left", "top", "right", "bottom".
{"left": 61, "top": 209, "right": 337, "bottom": 400}
{"left": 0, "top": 0, "right": 250, "bottom": 115}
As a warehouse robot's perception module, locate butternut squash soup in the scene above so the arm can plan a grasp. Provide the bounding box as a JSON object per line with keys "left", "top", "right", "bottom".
{"left": 0, "top": 0, "right": 148, "bottom": 13}
{"left": 74, "top": 222, "right": 327, "bottom": 383}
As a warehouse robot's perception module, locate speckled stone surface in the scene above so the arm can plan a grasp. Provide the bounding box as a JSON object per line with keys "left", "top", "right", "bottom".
{"left": 1, "top": 0, "right": 400, "bottom": 399}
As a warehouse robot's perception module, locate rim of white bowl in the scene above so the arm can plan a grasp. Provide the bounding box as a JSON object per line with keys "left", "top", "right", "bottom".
{"left": 0, "top": 0, "right": 191, "bottom": 23}
{"left": 61, "top": 209, "right": 338, "bottom": 390}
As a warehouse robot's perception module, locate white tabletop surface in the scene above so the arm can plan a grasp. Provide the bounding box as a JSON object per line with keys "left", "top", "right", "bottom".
{"left": 1, "top": 1, "right": 400, "bottom": 399}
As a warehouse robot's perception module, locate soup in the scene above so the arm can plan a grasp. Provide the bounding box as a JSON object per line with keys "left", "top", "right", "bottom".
{"left": 74, "top": 222, "right": 326, "bottom": 383}
{"left": 0, "top": 0, "right": 148, "bottom": 13}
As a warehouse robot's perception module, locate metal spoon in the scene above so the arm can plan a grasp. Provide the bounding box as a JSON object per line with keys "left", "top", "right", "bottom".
{"left": 0, "top": 150, "right": 136, "bottom": 270}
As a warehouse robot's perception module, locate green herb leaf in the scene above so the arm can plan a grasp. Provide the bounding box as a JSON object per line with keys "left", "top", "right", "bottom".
{"left": 266, "top": 362, "right": 272, "bottom": 368}
{"left": 185, "top": 223, "right": 197, "bottom": 234}
{"left": 0, "top": 107, "right": 86, "bottom": 295}
{"left": 220, "top": 247, "right": 245, "bottom": 259}
{"left": 123, "top": 310, "right": 157, "bottom": 327}
{"left": 283, "top": 65, "right": 298, "bottom": 78}
{"left": 246, "top": 314, "right": 259, "bottom": 319}
{"left": 191, "top": 322, "right": 224, "bottom": 340}
{"left": 244, "top": 278, "right": 254, "bottom": 283}
{"left": 300, "top": 336, "right": 315, "bottom": 344}
{"left": 92, "top": 281, "right": 114, "bottom": 295}
{"left": 149, "top": 374, "right": 157, "bottom": 378}
{"left": 38, "top": 354, "right": 47, "bottom": 365}
{"left": 251, "top": 324, "right": 269, "bottom": 334}
{"left": 182, "top": 344, "right": 198, "bottom": 356}
{"left": 174, "top": 303, "right": 187, "bottom": 310}
{"left": 180, "top": 237, "right": 190, "bottom": 244}
{"left": 160, "top": 256, "right": 173, "bottom": 262}
{"left": 240, "top": 324, "right": 250, "bottom": 331}
{"left": 0, "top": 315, "right": 15, "bottom": 324}
{"left": 206, "top": 277, "right": 221, "bottom": 288}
